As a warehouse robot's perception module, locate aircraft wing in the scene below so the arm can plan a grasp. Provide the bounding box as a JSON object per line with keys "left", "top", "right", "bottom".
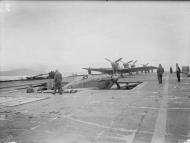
{"left": 82, "top": 68, "right": 113, "bottom": 74}
{"left": 119, "top": 66, "right": 158, "bottom": 73}
{"left": 83, "top": 66, "right": 157, "bottom": 74}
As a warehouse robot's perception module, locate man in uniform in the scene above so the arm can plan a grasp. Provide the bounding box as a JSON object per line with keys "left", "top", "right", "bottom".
{"left": 53, "top": 70, "right": 63, "bottom": 94}
{"left": 176, "top": 63, "right": 181, "bottom": 82}
{"left": 157, "top": 64, "right": 164, "bottom": 84}
{"left": 170, "top": 67, "right": 173, "bottom": 74}
{"left": 88, "top": 67, "right": 91, "bottom": 75}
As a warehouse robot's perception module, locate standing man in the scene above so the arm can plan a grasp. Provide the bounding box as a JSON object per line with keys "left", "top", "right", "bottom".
{"left": 157, "top": 64, "right": 164, "bottom": 84}
{"left": 53, "top": 70, "right": 63, "bottom": 94}
{"left": 170, "top": 67, "right": 173, "bottom": 74}
{"left": 88, "top": 67, "right": 91, "bottom": 75}
{"left": 176, "top": 63, "right": 181, "bottom": 82}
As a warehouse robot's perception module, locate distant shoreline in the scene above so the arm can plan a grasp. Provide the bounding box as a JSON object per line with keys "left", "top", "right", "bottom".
{"left": 0, "top": 75, "right": 29, "bottom": 82}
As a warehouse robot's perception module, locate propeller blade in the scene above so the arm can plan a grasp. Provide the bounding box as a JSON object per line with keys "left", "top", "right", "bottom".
{"left": 115, "top": 58, "right": 123, "bottom": 63}
{"left": 120, "top": 60, "right": 125, "bottom": 64}
{"left": 105, "top": 58, "right": 113, "bottom": 63}
{"left": 133, "top": 60, "right": 137, "bottom": 64}
{"left": 127, "top": 60, "right": 133, "bottom": 64}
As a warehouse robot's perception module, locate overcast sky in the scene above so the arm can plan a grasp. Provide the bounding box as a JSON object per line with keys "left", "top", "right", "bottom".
{"left": 0, "top": 1, "right": 190, "bottom": 73}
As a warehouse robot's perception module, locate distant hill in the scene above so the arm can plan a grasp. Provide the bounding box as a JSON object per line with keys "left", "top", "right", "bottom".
{"left": 0, "top": 68, "right": 46, "bottom": 76}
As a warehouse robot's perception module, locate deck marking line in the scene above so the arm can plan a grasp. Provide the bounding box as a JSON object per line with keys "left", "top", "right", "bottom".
{"left": 50, "top": 117, "right": 58, "bottom": 121}
{"left": 94, "top": 130, "right": 105, "bottom": 141}
{"left": 103, "top": 132, "right": 136, "bottom": 143}
{"left": 134, "top": 82, "right": 147, "bottom": 90}
{"left": 30, "top": 125, "right": 40, "bottom": 130}
{"left": 126, "top": 106, "right": 190, "bottom": 110}
{"left": 64, "top": 116, "right": 136, "bottom": 133}
{"left": 151, "top": 75, "right": 169, "bottom": 143}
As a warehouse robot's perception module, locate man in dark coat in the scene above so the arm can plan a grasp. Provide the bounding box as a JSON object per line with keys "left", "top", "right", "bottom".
{"left": 53, "top": 70, "right": 63, "bottom": 94}
{"left": 88, "top": 67, "right": 91, "bottom": 75}
{"left": 157, "top": 64, "right": 164, "bottom": 84}
{"left": 176, "top": 63, "right": 181, "bottom": 82}
{"left": 170, "top": 67, "right": 173, "bottom": 74}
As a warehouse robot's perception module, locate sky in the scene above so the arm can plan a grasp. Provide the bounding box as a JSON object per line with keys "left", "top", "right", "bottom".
{"left": 0, "top": 1, "right": 190, "bottom": 74}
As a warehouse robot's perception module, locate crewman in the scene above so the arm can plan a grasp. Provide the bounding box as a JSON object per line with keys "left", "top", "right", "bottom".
{"left": 157, "top": 64, "right": 164, "bottom": 84}
{"left": 170, "top": 67, "right": 173, "bottom": 74}
{"left": 176, "top": 63, "right": 181, "bottom": 82}
{"left": 88, "top": 67, "right": 91, "bottom": 75}
{"left": 26, "top": 85, "right": 34, "bottom": 93}
{"left": 53, "top": 70, "right": 63, "bottom": 94}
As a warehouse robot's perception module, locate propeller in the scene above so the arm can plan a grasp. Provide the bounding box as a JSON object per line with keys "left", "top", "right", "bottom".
{"left": 105, "top": 58, "right": 122, "bottom": 64}
{"left": 105, "top": 58, "right": 122, "bottom": 75}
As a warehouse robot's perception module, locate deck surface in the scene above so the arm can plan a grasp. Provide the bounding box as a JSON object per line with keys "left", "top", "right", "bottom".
{"left": 0, "top": 73, "right": 189, "bottom": 143}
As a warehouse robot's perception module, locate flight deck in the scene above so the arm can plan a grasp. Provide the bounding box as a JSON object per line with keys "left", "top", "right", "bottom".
{"left": 0, "top": 73, "right": 189, "bottom": 143}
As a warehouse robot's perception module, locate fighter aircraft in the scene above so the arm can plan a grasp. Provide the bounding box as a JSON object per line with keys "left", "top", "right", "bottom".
{"left": 141, "top": 63, "right": 150, "bottom": 72}
{"left": 140, "top": 63, "right": 155, "bottom": 73}
{"left": 37, "top": 59, "right": 157, "bottom": 92}
{"left": 105, "top": 58, "right": 123, "bottom": 74}
{"left": 83, "top": 58, "right": 122, "bottom": 75}
{"left": 62, "top": 74, "right": 142, "bottom": 90}
{"left": 120, "top": 60, "right": 133, "bottom": 68}
{"left": 63, "top": 74, "right": 120, "bottom": 90}
{"left": 142, "top": 63, "right": 149, "bottom": 67}
{"left": 63, "top": 57, "right": 143, "bottom": 90}
{"left": 36, "top": 59, "right": 153, "bottom": 92}
{"left": 82, "top": 58, "right": 157, "bottom": 75}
